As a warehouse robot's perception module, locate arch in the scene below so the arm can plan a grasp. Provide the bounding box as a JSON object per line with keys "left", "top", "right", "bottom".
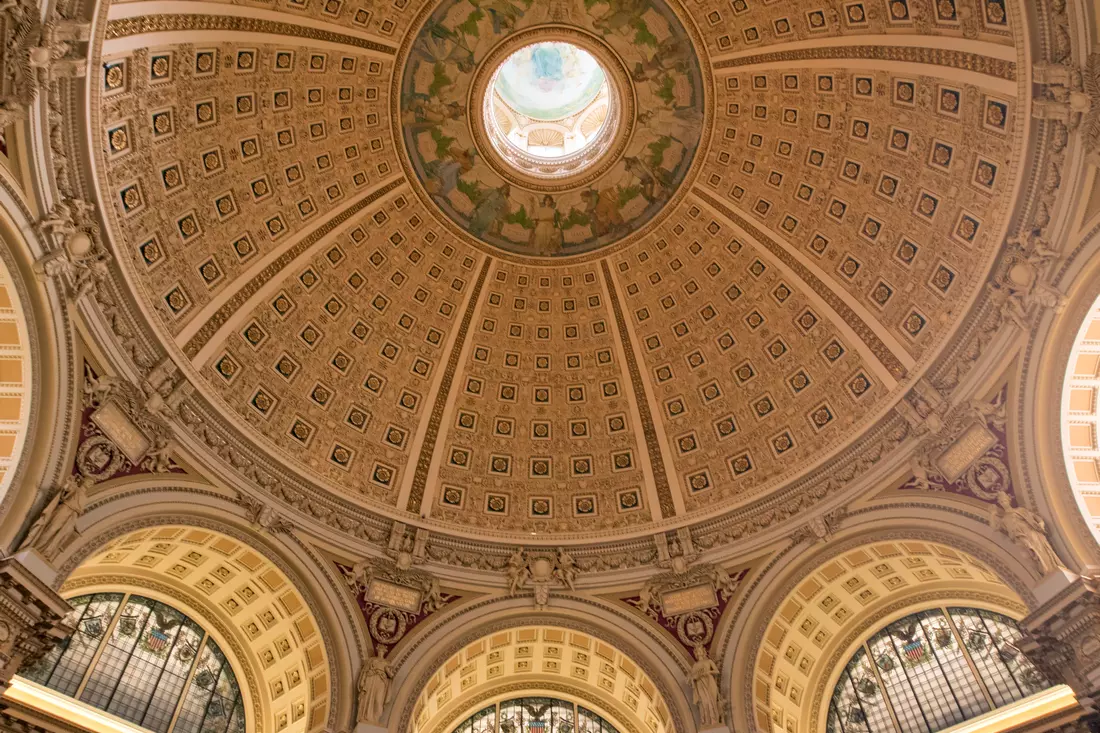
{"left": 726, "top": 515, "right": 1042, "bottom": 733}
{"left": 409, "top": 627, "right": 670, "bottom": 733}
{"left": 823, "top": 606, "right": 1050, "bottom": 733}
{"left": 389, "top": 598, "right": 696, "bottom": 733}
{"left": 21, "top": 590, "right": 248, "bottom": 733}
{"left": 1059, "top": 292, "right": 1100, "bottom": 545}
{"left": 45, "top": 489, "right": 357, "bottom": 733}
{"left": 0, "top": 184, "right": 77, "bottom": 550}
{"left": 1020, "top": 230, "right": 1100, "bottom": 570}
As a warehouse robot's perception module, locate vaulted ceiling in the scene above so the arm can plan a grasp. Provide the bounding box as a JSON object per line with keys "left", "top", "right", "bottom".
{"left": 86, "top": 0, "right": 1023, "bottom": 542}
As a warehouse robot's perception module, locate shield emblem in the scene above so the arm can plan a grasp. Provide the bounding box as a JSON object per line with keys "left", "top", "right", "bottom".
{"left": 82, "top": 617, "right": 103, "bottom": 638}
{"left": 119, "top": 616, "right": 137, "bottom": 636}
{"left": 902, "top": 639, "right": 926, "bottom": 663}
{"left": 685, "top": 617, "right": 705, "bottom": 639}
{"left": 177, "top": 642, "right": 196, "bottom": 663}
{"left": 145, "top": 628, "right": 169, "bottom": 653}
{"left": 876, "top": 653, "right": 895, "bottom": 672}
{"left": 998, "top": 644, "right": 1020, "bottom": 663}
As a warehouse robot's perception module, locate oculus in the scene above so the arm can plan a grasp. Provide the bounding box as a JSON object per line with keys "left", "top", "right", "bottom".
{"left": 398, "top": 0, "right": 705, "bottom": 257}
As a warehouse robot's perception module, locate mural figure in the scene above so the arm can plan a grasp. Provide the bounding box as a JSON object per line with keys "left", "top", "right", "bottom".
{"left": 529, "top": 195, "right": 562, "bottom": 254}
{"left": 398, "top": 0, "right": 703, "bottom": 256}
{"left": 464, "top": 181, "right": 512, "bottom": 238}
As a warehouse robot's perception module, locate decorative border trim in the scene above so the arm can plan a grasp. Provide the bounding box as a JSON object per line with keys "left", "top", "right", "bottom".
{"left": 601, "top": 260, "right": 676, "bottom": 517}
{"left": 713, "top": 46, "right": 1016, "bottom": 81}
{"left": 104, "top": 14, "right": 398, "bottom": 54}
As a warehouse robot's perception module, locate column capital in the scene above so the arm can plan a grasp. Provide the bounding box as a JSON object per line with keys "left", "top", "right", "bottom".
{"left": 0, "top": 555, "right": 72, "bottom": 698}
{"left": 1022, "top": 574, "right": 1100, "bottom": 715}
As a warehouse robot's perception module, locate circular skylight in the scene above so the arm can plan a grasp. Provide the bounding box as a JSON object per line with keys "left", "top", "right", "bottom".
{"left": 488, "top": 42, "right": 610, "bottom": 161}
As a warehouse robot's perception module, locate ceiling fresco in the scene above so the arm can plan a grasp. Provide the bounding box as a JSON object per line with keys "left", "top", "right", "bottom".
{"left": 397, "top": 0, "right": 706, "bottom": 257}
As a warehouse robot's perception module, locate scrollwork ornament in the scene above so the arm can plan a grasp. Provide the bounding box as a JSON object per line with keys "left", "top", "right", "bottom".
{"left": 369, "top": 607, "right": 408, "bottom": 645}
{"left": 74, "top": 434, "right": 124, "bottom": 480}
{"left": 675, "top": 612, "right": 713, "bottom": 648}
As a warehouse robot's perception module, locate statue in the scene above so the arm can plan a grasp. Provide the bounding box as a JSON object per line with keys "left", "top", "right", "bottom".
{"left": 990, "top": 491, "right": 1064, "bottom": 575}
{"left": 506, "top": 548, "right": 529, "bottom": 595}
{"left": 909, "top": 453, "right": 938, "bottom": 491}
{"left": 636, "top": 582, "right": 660, "bottom": 618}
{"left": 968, "top": 398, "right": 1006, "bottom": 431}
{"left": 710, "top": 565, "right": 739, "bottom": 598}
{"left": 357, "top": 647, "right": 393, "bottom": 724}
{"left": 555, "top": 548, "right": 576, "bottom": 590}
{"left": 348, "top": 558, "right": 373, "bottom": 592}
{"left": 689, "top": 645, "right": 722, "bottom": 727}
{"left": 421, "top": 576, "right": 444, "bottom": 613}
{"left": 22, "top": 474, "right": 90, "bottom": 556}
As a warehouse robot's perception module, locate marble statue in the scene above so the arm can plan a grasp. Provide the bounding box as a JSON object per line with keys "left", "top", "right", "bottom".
{"left": 22, "top": 474, "right": 90, "bottom": 557}
{"left": 990, "top": 491, "right": 1064, "bottom": 575}
{"left": 357, "top": 647, "right": 393, "bottom": 724}
{"left": 689, "top": 645, "right": 722, "bottom": 727}
{"left": 556, "top": 548, "right": 577, "bottom": 590}
{"left": 506, "top": 548, "right": 529, "bottom": 595}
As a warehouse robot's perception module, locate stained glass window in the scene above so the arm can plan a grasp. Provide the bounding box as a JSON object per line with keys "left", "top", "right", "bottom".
{"left": 451, "top": 698, "right": 619, "bottom": 733}
{"left": 826, "top": 607, "right": 1050, "bottom": 733}
{"left": 20, "top": 593, "right": 244, "bottom": 733}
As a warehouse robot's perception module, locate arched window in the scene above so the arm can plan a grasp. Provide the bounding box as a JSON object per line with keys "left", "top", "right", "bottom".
{"left": 826, "top": 608, "right": 1049, "bottom": 733}
{"left": 20, "top": 592, "right": 245, "bottom": 733}
{"left": 451, "top": 698, "right": 621, "bottom": 733}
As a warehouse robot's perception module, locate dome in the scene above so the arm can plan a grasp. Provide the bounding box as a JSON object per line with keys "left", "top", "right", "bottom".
{"left": 6, "top": 0, "right": 1100, "bottom": 731}
{"left": 75, "top": 0, "right": 1026, "bottom": 547}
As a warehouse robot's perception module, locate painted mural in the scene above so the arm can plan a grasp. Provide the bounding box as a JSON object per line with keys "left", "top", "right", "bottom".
{"left": 398, "top": 0, "right": 705, "bottom": 257}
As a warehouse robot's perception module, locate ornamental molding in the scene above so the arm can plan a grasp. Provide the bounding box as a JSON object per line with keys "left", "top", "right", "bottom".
{"left": 52, "top": 509, "right": 344, "bottom": 731}
{"left": 34, "top": 0, "right": 1077, "bottom": 582}
{"left": 425, "top": 680, "right": 644, "bottom": 733}
{"left": 393, "top": 609, "right": 690, "bottom": 733}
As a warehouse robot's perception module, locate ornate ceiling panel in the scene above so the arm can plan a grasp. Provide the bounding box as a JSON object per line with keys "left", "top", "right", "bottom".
{"left": 82, "top": 0, "right": 1029, "bottom": 542}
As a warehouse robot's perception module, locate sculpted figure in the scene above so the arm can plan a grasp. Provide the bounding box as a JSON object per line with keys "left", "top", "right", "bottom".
{"left": 990, "top": 491, "right": 1063, "bottom": 575}
{"left": 347, "top": 558, "right": 372, "bottom": 593}
{"left": 506, "top": 548, "right": 529, "bottom": 595}
{"left": 357, "top": 648, "right": 393, "bottom": 724}
{"left": 636, "top": 583, "right": 659, "bottom": 617}
{"left": 421, "top": 576, "right": 444, "bottom": 613}
{"left": 968, "top": 399, "right": 1006, "bottom": 431}
{"left": 23, "top": 474, "right": 90, "bottom": 557}
{"left": 555, "top": 548, "right": 577, "bottom": 590}
{"left": 689, "top": 645, "right": 722, "bottom": 727}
